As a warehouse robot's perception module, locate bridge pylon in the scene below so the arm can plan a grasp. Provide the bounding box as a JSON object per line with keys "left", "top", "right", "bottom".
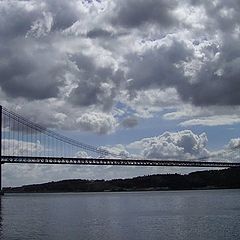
{"left": 0, "top": 105, "right": 3, "bottom": 196}
{"left": 0, "top": 105, "right": 3, "bottom": 195}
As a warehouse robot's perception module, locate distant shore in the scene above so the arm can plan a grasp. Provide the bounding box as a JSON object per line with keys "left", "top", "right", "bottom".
{"left": 4, "top": 167, "right": 240, "bottom": 193}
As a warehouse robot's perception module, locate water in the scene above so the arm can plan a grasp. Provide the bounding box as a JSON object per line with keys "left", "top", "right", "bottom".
{"left": 1, "top": 190, "right": 240, "bottom": 240}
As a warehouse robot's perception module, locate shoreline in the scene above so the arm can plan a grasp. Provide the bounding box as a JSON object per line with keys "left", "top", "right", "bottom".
{"left": 4, "top": 167, "right": 240, "bottom": 194}
{"left": 3, "top": 186, "right": 240, "bottom": 194}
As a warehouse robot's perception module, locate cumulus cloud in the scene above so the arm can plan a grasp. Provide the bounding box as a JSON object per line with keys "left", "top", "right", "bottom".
{"left": 226, "top": 138, "right": 240, "bottom": 149}
{"left": 75, "top": 151, "right": 90, "bottom": 158}
{"left": 128, "top": 130, "right": 209, "bottom": 160}
{"left": 98, "top": 144, "right": 131, "bottom": 158}
{"left": 76, "top": 112, "right": 118, "bottom": 134}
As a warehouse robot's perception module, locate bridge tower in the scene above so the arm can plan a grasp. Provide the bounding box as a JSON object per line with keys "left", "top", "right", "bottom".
{"left": 0, "top": 105, "right": 2, "bottom": 195}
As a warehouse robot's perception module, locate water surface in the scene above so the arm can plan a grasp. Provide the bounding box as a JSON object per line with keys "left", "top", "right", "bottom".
{"left": 1, "top": 190, "right": 240, "bottom": 240}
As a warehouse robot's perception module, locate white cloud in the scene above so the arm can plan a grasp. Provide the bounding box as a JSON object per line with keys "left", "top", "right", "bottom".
{"left": 98, "top": 144, "right": 131, "bottom": 158}
{"left": 120, "top": 88, "right": 179, "bottom": 118}
{"left": 226, "top": 138, "right": 240, "bottom": 149}
{"left": 163, "top": 104, "right": 240, "bottom": 127}
{"left": 180, "top": 115, "right": 240, "bottom": 127}
{"left": 128, "top": 130, "right": 209, "bottom": 160}
{"left": 75, "top": 151, "right": 90, "bottom": 158}
{"left": 2, "top": 139, "right": 42, "bottom": 156}
{"left": 76, "top": 112, "right": 118, "bottom": 134}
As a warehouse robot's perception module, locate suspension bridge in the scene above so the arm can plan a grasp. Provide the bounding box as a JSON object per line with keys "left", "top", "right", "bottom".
{"left": 0, "top": 105, "right": 240, "bottom": 193}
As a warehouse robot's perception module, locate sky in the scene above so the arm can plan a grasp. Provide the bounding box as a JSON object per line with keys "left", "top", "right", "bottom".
{"left": 1, "top": 0, "right": 240, "bottom": 187}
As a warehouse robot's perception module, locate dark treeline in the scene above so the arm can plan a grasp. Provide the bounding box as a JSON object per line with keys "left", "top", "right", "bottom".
{"left": 4, "top": 167, "right": 240, "bottom": 193}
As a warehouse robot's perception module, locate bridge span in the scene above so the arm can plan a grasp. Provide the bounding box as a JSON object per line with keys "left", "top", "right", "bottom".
{"left": 2, "top": 155, "right": 240, "bottom": 168}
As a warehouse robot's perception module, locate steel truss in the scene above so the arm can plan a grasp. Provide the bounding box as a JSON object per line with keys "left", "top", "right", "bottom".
{"left": 2, "top": 156, "right": 240, "bottom": 168}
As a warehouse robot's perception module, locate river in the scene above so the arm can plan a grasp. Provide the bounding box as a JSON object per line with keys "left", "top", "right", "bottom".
{"left": 1, "top": 190, "right": 240, "bottom": 240}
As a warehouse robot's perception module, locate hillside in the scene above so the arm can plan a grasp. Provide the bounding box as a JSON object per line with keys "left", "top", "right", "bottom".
{"left": 4, "top": 167, "right": 240, "bottom": 193}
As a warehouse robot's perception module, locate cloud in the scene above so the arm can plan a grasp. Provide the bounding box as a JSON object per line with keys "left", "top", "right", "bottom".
{"left": 98, "top": 144, "right": 131, "bottom": 158}
{"left": 120, "top": 88, "right": 180, "bottom": 118}
{"left": 76, "top": 112, "right": 118, "bottom": 134}
{"left": 0, "top": 1, "right": 76, "bottom": 101}
{"left": 114, "top": 0, "right": 240, "bottom": 108}
{"left": 125, "top": 38, "right": 193, "bottom": 93}
{"left": 128, "top": 130, "right": 209, "bottom": 160}
{"left": 0, "top": 1, "right": 41, "bottom": 39}
{"left": 226, "top": 138, "right": 240, "bottom": 149}
{"left": 1, "top": 0, "right": 240, "bottom": 134}
{"left": 69, "top": 53, "right": 124, "bottom": 111}
{"left": 111, "top": 0, "right": 178, "bottom": 28}
{"left": 43, "top": 0, "right": 80, "bottom": 31}
{"left": 86, "top": 28, "right": 113, "bottom": 39}
{"left": 163, "top": 104, "right": 240, "bottom": 127}
{"left": 121, "top": 117, "right": 138, "bottom": 128}
{"left": 75, "top": 151, "right": 90, "bottom": 158}
{"left": 178, "top": 49, "right": 240, "bottom": 106}
{"left": 2, "top": 139, "right": 42, "bottom": 156}
{"left": 0, "top": 40, "right": 68, "bottom": 100}
{"left": 180, "top": 115, "right": 240, "bottom": 127}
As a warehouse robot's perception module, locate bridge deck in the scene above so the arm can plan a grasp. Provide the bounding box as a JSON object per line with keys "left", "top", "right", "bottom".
{"left": 1, "top": 156, "right": 240, "bottom": 168}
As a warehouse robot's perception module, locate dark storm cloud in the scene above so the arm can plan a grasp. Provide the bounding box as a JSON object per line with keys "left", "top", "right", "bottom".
{"left": 0, "top": 2, "right": 41, "bottom": 39}
{"left": 111, "top": 0, "right": 178, "bottom": 28}
{"left": 44, "top": 0, "right": 79, "bottom": 30}
{"left": 109, "top": 0, "right": 240, "bottom": 107}
{"left": 69, "top": 54, "right": 124, "bottom": 111}
{"left": 0, "top": 1, "right": 74, "bottom": 101}
{"left": 190, "top": 0, "right": 240, "bottom": 32}
{"left": 176, "top": 1, "right": 240, "bottom": 106}
{"left": 86, "top": 28, "right": 113, "bottom": 39}
{"left": 126, "top": 37, "right": 240, "bottom": 107}
{"left": 126, "top": 40, "right": 193, "bottom": 93}
{"left": 0, "top": 39, "right": 67, "bottom": 100}
{"left": 112, "top": 0, "right": 240, "bottom": 108}
{"left": 0, "top": 0, "right": 79, "bottom": 38}
{"left": 179, "top": 50, "right": 240, "bottom": 106}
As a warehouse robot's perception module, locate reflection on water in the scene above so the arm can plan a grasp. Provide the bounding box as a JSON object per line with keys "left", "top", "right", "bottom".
{"left": 0, "top": 196, "right": 2, "bottom": 238}
{"left": 1, "top": 190, "right": 240, "bottom": 240}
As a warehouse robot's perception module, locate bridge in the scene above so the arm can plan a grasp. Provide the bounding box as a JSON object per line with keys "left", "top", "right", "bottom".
{"left": 0, "top": 105, "right": 240, "bottom": 192}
